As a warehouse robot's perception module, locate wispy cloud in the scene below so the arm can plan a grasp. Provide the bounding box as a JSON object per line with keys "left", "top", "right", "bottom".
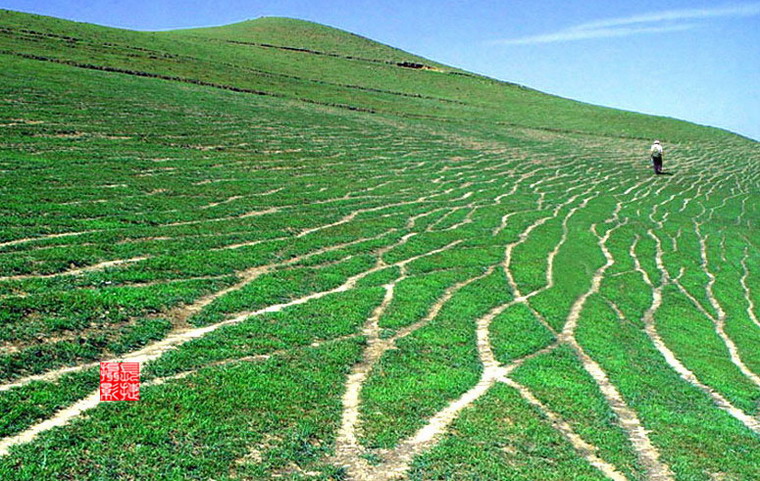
{"left": 490, "top": 3, "right": 760, "bottom": 46}
{"left": 494, "top": 24, "right": 696, "bottom": 46}
{"left": 574, "top": 4, "right": 760, "bottom": 30}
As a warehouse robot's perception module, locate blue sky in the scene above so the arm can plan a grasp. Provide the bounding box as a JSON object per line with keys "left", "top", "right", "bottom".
{"left": 4, "top": 1, "right": 759, "bottom": 140}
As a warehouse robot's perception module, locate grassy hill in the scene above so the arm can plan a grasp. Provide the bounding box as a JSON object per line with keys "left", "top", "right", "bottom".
{"left": 0, "top": 9, "right": 758, "bottom": 481}
{"left": 0, "top": 9, "right": 746, "bottom": 142}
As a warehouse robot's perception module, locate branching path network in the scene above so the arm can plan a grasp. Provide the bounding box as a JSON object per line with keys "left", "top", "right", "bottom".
{"left": 0, "top": 15, "right": 758, "bottom": 478}
{"left": 1, "top": 124, "right": 758, "bottom": 480}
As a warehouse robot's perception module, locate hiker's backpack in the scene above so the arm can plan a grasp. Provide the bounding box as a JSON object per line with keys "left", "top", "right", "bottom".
{"left": 652, "top": 145, "right": 662, "bottom": 158}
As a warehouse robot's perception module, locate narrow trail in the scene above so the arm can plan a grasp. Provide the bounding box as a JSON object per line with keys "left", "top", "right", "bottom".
{"left": 332, "top": 188, "right": 633, "bottom": 481}
{"left": 539, "top": 193, "right": 596, "bottom": 297}
{"left": 199, "top": 188, "right": 283, "bottom": 209}
{"left": 0, "top": 256, "right": 149, "bottom": 282}
{"left": 0, "top": 230, "right": 97, "bottom": 250}
{"left": 332, "top": 266, "right": 494, "bottom": 479}
{"left": 632, "top": 234, "right": 760, "bottom": 435}
{"left": 500, "top": 377, "right": 629, "bottom": 481}
{"left": 0, "top": 229, "right": 399, "bottom": 392}
{"left": 501, "top": 192, "right": 580, "bottom": 300}
{"left": 0, "top": 333, "right": 363, "bottom": 457}
{"left": 0, "top": 391, "right": 100, "bottom": 456}
{"left": 334, "top": 282, "right": 400, "bottom": 457}
{"left": 166, "top": 206, "right": 280, "bottom": 226}
{"left": 199, "top": 195, "right": 244, "bottom": 209}
{"left": 144, "top": 333, "right": 363, "bottom": 389}
{"left": 296, "top": 196, "right": 431, "bottom": 238}
{"left": 552, "top": 212, "right": 675, "bottom": 481}
{"left": 695, "top": 223, "right": 760, "bottom": 389}
{"left": 740, "top": 248, "right": 760, "bottom": 330}
{"left": 491, "top": 209, "right": 526, "bottom": 236}
{"left": 0, "top": 188, "right": 407, "bottom": 255}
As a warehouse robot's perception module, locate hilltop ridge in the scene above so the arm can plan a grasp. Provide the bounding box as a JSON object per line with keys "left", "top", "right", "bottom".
{"left": 169, "top": 16, "right": 447, "bottom": 67}
{"left": 0, "top": 9, "right": 748, "bottom": 143}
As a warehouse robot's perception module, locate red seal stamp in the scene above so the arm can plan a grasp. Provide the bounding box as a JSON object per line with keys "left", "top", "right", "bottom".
{"left": 100, "top": 362, "right": 140, "bottom": 401}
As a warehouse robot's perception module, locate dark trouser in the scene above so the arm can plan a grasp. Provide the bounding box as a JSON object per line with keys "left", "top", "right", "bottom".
{"left": 652, "top": 156, "right": 662, "bottom": 174}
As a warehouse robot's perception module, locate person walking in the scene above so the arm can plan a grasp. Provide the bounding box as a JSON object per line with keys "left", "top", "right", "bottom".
{"left": 650, "top": 140, "right": 663, "bottom": 174}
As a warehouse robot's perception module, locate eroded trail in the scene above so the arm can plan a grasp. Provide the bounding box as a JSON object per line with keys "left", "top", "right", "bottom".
{"left": 740, "top": 248, "right": 760, "bottom": 330}
{"left": 332, "top": 180, "right": 636, "bottom": 481}
{"left": 0, "top": 256, "right": 149, "bottom": 282}
{"left": 0, "top": 229, "right": 401, "bottom": 392}
{"left": 632, "top": 234, "right": 760, "bottom": 435}
{"left": 332, "top": 266, "right": 495, "bottom": 479}
{"left": 549, "top": 210, "right": 674, "bottom": 481}
{"left": 500, "top": 377, "right": 629, "bottom": 481}
{"left": 695, "top": 223, "right": 760, "bottom": 389}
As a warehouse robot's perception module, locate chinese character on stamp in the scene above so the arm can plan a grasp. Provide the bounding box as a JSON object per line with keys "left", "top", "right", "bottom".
{"left": 100, "top": 362, "right": 140, "bottom": 401}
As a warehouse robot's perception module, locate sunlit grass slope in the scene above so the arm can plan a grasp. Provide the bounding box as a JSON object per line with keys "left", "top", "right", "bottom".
{"left": 0, "top": 9, "right": 748, "bottom": 141}
{"left": 0, "top": 8, "right": 758, "bottom": 481}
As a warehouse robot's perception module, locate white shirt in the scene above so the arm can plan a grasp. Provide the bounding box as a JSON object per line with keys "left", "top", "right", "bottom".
{"left": 651, "top": 144, "right": 663, "bottom": 156}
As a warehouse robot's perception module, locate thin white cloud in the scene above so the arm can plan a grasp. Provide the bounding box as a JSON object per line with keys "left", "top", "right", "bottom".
{"left": 490, "top": 3, "right": 760, "bottom": 46}
{"left": 493, "top": 24, "right": 696, "bottom": 46}
{"left": 573, "top": 4, "right": 760, "bottom": 31}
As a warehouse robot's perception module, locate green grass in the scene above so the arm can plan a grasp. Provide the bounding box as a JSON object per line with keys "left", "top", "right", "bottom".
{"left": 360, "top": 269, "right": 509, "bottom": 449}
{"left": 408, "top": 384, "right": 610, "bottom": 481}
{"left": 511, "top": 346, "right": 645, "bottom": 480}
{"left": 0, "top": 340, "right": 363, "bottom": 481}
{"left": 576, "top": 295, "right": 760, "bottom": 480}
{"left": 0, "top": 8, "right": 758, "bottom": 481}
